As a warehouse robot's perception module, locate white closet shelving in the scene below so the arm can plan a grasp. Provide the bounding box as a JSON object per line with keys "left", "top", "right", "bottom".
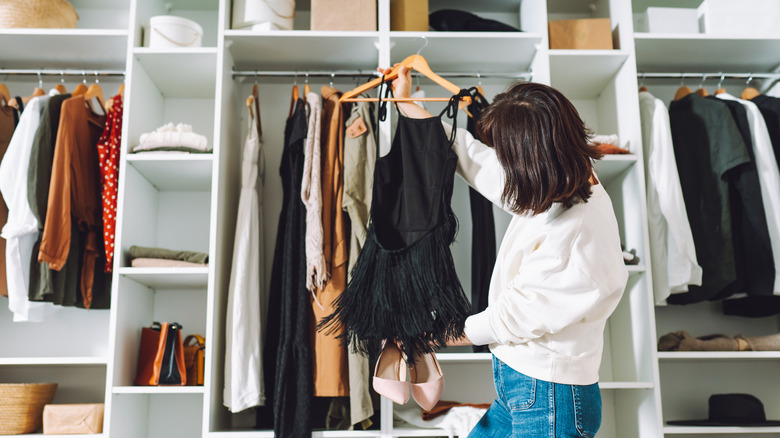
{"left": 6, "top": 0, "right": 777, "bottom": 437}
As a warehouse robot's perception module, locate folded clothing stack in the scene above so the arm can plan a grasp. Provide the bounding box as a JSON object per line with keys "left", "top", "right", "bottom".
{"left": 589, "top": 133, "right": 630, "bottom": 154}
{"left": 128, "top": 245, "right": 209, "bottom": 268}
{"left": 658, "top": 331, "right": 780, "bottom": 352}
{"left": 133, "top": 123, "right": 210, "bottom": 154}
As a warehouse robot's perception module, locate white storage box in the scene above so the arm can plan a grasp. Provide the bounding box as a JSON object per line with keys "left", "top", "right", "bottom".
{"left": 144, "top": 15, "right": 203, "bottom": 48}
{"left": 232, "top": 0, "right": 295, "bottom": 30}
{"left": 698, "top": 0, "right": 780, "bottom": 35}
{"left": 634, "top": 7, "right": 699, "bottom": 34}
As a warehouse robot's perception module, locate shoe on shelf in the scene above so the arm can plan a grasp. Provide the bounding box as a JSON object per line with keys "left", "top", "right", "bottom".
{"left": 409, "top": 351, "right": 445, "bottom": 411}
{"left": 373, "top": 340, "right": 410, "bottom": 405}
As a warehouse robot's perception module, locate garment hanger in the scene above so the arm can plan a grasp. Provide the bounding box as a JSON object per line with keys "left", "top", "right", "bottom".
{"left": 340, "top": 54, "right": 470, "bottom": 104}
{"left": 55, "top": 71, "right": 67, "bottom": 94}
{"left": 252, "top": 73, "right": 262, "bottom": 140}
{"left": 288, "top": 73, "right": 299, "bottom": 118}
{"left": 695, "top": 74, "right": 709, "bottom": 97}
{"left": 0, "top": 83, "right": 10, "bottom": 106}
{"left": 476, "top": 73, "right": 485, "bottom": 98}
{"left": 673, "top": 76, "right": 692, "bottom": 101}
{"left": 638, "top": 73, "right": 648, "bottom": 92}
{"left": 715, "top": 73, "right": 727, "bottom": 95}
{"left": 741, "top": 74, "right": 760, "bottom": 100}
{"left": 106, "top": 82, "right": 124, "bottom": 110}
{"left": 303, "top": 73, "right": 310, "bottom": 97}
{"left": 7, "top": 72, "right": 47, "bottom": 109}
{"left": 246, "top": 94, "right": 254, "bottom": 119}
{"left": 72, "top": 72, "right": 88, "bottom": 97}
{"left": 84, "top": 71, "right": 106, "bottom": 112}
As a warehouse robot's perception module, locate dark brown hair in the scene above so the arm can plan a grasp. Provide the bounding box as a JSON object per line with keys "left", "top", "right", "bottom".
{"left": 477, "top": 82, "right": 602, "bottom": 215}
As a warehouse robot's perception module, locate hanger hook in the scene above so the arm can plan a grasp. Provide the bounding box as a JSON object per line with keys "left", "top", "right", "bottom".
{"left": 305, "top": 72, "right": 309, "bottom": 85}
{"left": 746, "top": 74, "right": 753, "bottom": 86}
{"left": 82, "top": 70, "right": 87, "bottom": 84}
{"left": 680, "top": 74, "right": 685, "bottom": 87}
{"left": 60, "top": 70, "right": 65, "bottom": 84}
{"left": 293, "top": 72, "right": 298, "bottom": 85}
{"left": 717, "top": 72, "right": 725, "bottom": 89}
{"left": 639, "top": 72, "right": 645, "bottom": 88}
{"left": 698, "top": 74, "right": 707, "bottom": 89}
{"left": 94, "top": 70, "right": 100, "bottom": 84}
{"left": 37, "top": 71, "right": 43, "bottom": 89}
{"left": 330, "top": 72, "right": 335, "bottom": 88}
{"left": 477, "top": 72, "right": 482, "bottom": 87}
{"left": 355, "top": 69, "right": 362, "bottom": 87}
{"left": 416, "top": 36, "right": 429, "bottom": 56}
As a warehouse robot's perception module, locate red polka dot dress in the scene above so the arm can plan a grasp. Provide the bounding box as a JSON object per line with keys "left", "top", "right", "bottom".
{"left": 97, "top": 94, "right": 122, "bottom": 272}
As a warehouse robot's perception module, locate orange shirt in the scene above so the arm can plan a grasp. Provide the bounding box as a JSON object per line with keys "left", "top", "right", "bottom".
{"left": 38, "top": 95, "right": 105, "bottom": 309}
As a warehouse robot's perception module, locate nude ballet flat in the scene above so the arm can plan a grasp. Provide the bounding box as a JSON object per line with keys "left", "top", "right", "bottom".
{"left": 409, "top": 352, "right": 444, "bottom": 411}
{"left": 373, "top": 341, "right": 410, "bottom": 405}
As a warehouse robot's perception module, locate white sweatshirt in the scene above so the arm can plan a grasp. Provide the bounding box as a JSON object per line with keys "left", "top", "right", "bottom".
{"left": 443, "top": 123, "right": 628, "bottom": 385}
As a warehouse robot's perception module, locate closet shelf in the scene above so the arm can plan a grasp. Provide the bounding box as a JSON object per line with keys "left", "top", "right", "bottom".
{"left": 226, "top": 30, "right": 380, "bottom": 71}
{"left": 0, "top": 29, "right": 128, "bottom": 69}
{"left": 663, "top": 425, "right": 780, "bottom": 434}
{"left": 634, "top": 33, "right": 780, "bottom": 72}
{"left": 593, "top": 155, "right": 637, "bottom": 186}
{"left": 390, "top": 32, "right": 542, "bottom": 73}
{"left": 126, "top": 155, "right": 213, "bottom": 191}
{"left": 133, "top": 49, "right": 217, "bottom": 98}
{"left": 118, "top": 267, "right": 209, "bottom": 290}
{"left": 549, "top": 50, "right": 630, "bottom": 99}
{"left": 112, "top": 385, "right": 204, "bottom": 394}
{"left": 0, "top": 356, "right": 107, "bottom": 365}
{"left": 657, "top": 352, "right": 780, "bottom": 361}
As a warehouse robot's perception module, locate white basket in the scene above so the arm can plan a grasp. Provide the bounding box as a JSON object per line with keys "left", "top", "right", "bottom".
{"left": 232, "top": 0, "right": 295, "bottom": 31}
{"left": 145, "top": 15, "right": 203, "bottom": 48}
{"left": 698, "top": 0, "right": 780, "bottom": 35}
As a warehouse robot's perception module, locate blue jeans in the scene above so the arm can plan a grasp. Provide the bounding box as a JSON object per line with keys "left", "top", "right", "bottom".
{"left": 468, "top": 356, "right": 601, "bottom": 437}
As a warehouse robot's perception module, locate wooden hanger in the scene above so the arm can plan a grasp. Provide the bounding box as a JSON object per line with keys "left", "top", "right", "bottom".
{"left": 694, "top": 75, "right": 709, "bottom": 96}
{"left": 7, "top": 85, "right": 47, "bottom": 109}
{"left": 714, "top": 73, "right": 727, "bottom": 95}
{"left": 673, "top": 77, "right": 692, "bottom": 101}
{"left": 72, "top": 83, "right": 88, "bottom": 97}
{"left": 246, "top": 95, "right": 254, "bottom": 119}
{"left": 340, "top": 55, "right": 470, "bottom": 104}
{"left": 741, "top": 74, "right": 760, "bottom": 100}
{"left": 55, "top": 83, "right": 67, "bottom": 94}
{"left": 0, "top": 84, "right": 10, "bottom": 106}
{"left": 106, "top": 83, "right": 124, "bottom": 110}
{"left": 287, "top": 80, "right": 299, "bottom": 118}
{"left": 84, "top": 82, "right": 106, "bottom": 112}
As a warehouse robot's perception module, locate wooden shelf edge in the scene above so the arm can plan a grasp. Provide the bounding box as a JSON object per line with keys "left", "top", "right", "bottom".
{"left": 0, "top": 29, "right": 128, "bottom": 36}
{"left": 112, "top": 386, "right": 205, "bottom": 394}
{"left": 634, "top": 32, "right": 780, "bottom": 41}
{"left": 225, "top": 30, "right": 380, "bottom": 38}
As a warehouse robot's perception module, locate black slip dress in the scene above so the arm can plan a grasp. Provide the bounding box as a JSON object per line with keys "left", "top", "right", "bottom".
{"left": 321, "top": 82, "right": 473, "bottom": 361}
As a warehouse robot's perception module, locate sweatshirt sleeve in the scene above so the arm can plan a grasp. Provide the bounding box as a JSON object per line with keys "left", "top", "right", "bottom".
{"left": 441, "top": 121, "right": 510, "bottom": 213}
{"left": 464, "top": 250, "right": 610, "bottom": 346}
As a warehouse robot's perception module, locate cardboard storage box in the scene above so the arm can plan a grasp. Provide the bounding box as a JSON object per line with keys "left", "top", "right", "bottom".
{"left": 391, "top": 0, "right": 428, "bottom": 31}
{"left": 311, "top": 0, "right": 376, "bottom": 31}
{"left": 549, "top": 18, "right": 613, "bottom": 50}
{"left": 634, "top": 7, "right": 699, "bottom": 33}
{"left": 698, "top": 0, "right": 780, "bottom": 35}
{"left": 43, "top": 403, "right": 104, "bottom": 435}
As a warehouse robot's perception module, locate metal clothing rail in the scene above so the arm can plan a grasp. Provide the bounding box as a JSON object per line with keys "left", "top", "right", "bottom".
{"left": 232, "top": 69, "right": 533, "bottom": 80}
{"left": 0, "top": 68, "right": 126, "bottom": 77}
{"left": 637, "top": 72, "right": 780, "bottom": 80}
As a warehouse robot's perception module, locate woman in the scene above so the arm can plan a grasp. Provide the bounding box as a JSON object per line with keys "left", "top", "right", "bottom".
{"left": 387, "top": 66, "right": 629, "bottom": 437}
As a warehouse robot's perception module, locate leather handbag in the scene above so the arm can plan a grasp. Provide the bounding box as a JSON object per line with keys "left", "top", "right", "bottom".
{"left": 134, "top": 322, "right": 186, "bottom": 386}
{"left": 183, "top": 334, "right": 205, "bottom": 386}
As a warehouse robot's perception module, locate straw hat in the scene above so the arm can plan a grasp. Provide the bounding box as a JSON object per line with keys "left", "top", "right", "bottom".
{"left": 0, "top": 0, "right": 79, "bottom": 29}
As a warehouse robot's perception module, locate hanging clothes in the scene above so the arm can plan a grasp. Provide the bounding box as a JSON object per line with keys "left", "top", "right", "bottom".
{"left": 706, "top": 95, "right": 774, "bottom": 297}
{"left": 224, "top": 102, "right": 265, "bottom": 413}
{"left": 666, "top": 94, "right": 750, "bottom": 304}
{"left": 27, "top": 92, "right": 78, "bottom": 306}
{"left": 465, "top": 89, "right": 496, "bottom": 353}
{"left": 638, "top": 90, "right": 702, "bottom": 303}
{"left": 751, "top": 95, "right": 780, "bottom": 170}
{"left": 0, "top": 92, "right": 56, "bottom": 321}
{"left": 312, "top": 86, "right": 349, "bottom": 397}
{"left": 342, "top": 96, "right": 377, "bottom": 427}
{"left": 717, "top": 93, "right": 780, "bottom": 294}
{"left": 301, "top": 92, "right": 326, "bottom": 291}
{"left": 0, "top": 101, "right": 21, "bottom": 298}
{"left": 321, "top": 84, "right": 472, "bottom": 361}
{"left": 255, "top": 98, "right": 312, "bottom": 438}
{"left": 96, "top": 94, "right": 122, "bottom": 273}
{"left": 38, "top": 94, "right": 107, "bottom": 309}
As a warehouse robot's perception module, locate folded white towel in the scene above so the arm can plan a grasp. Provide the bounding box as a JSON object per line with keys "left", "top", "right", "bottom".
{"left": 135, "top": 122, "right": 210, "bottom": 152}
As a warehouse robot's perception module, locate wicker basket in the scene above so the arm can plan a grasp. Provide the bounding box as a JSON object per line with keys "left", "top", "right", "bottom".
{"left": 0, "top": 0, "right": 79, "bottom": 29}
{"left": 0, "top": 383, "right": 58, "bottom": 435}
